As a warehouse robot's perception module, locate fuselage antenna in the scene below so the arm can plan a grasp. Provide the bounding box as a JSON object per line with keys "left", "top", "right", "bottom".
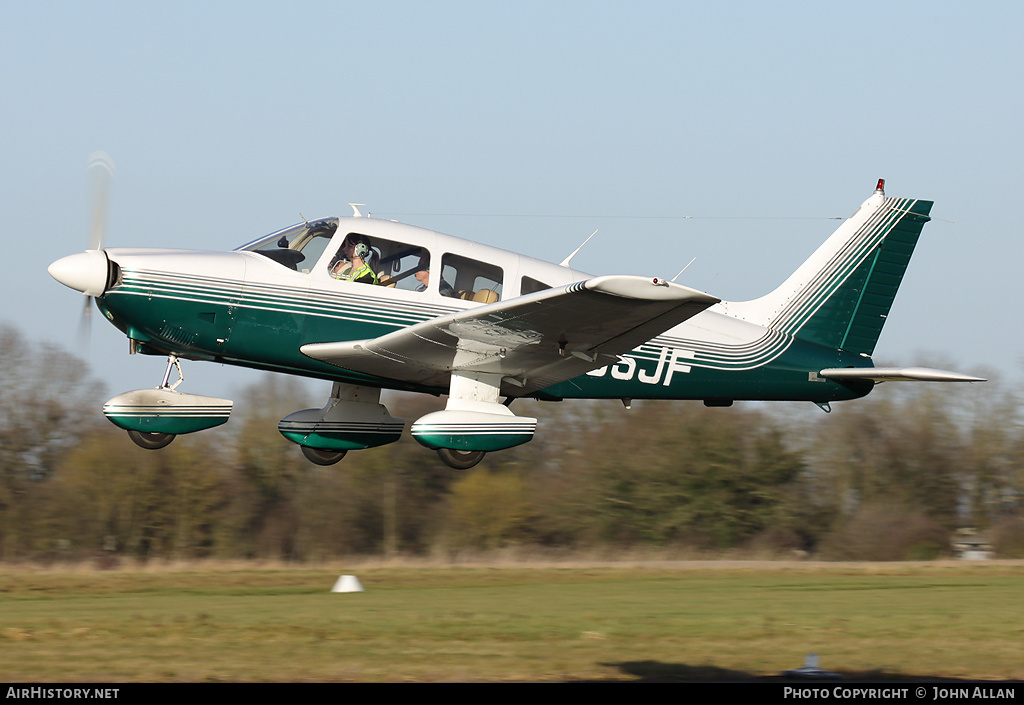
{"left": 671, "top": 257, "right": 697, "bottom": 283}
{"left": 560, "top": 230, "right": 598, "bottom": 268}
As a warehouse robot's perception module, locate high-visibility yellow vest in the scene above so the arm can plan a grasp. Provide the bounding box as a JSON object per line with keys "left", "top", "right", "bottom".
{"left": 338, "top": 261, "right": 379, "bottom": 285}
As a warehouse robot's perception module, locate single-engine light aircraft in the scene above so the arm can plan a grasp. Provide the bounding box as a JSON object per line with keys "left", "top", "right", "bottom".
{"left": 48, "top": 178, "right": 983, "bottom": 469}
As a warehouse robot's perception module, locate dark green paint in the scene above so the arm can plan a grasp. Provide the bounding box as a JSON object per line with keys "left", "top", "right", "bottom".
{"left": 104, "top": 413, "right": 229, "bottom": 435}
{"left": 412, "top": 432, "right": 534, "bottom": 452}
{"left": 279, "top": 429, "right": 402, "bottom": 451}
{"left": 795, "top": 201, "right": 932, "bottom": 356}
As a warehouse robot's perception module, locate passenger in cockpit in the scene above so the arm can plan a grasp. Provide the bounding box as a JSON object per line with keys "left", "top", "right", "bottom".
{"left": 415, "top": 269, "right": 456, "bottom": 297}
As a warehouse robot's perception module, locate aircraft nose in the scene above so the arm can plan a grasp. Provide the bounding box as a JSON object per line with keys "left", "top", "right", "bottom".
{"left": 48, "top": 250, "right": 110, "bottom": 297}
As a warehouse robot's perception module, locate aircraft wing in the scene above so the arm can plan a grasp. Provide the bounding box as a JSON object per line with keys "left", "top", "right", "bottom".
{"left": 301, "top": 275, "right": 719, "bottom": 396}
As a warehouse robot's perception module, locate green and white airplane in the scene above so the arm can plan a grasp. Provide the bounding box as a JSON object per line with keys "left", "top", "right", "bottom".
{"left": 48, "top": 178, "right": 983, "bottom": 469}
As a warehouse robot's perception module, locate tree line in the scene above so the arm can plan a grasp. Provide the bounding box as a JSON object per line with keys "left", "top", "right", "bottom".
{"left": 2, "top": 322, "right": 1022, "bottom": 562}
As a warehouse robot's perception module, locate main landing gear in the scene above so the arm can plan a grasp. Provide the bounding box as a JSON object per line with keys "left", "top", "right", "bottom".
{"left": 278, "top": 383, "right": 404, "bottom": 466}
{"left": 410, "top": 372, "right": 534, "bottom": 470}
{"left": 436, "top": 448, "right": 486, "bottom": 470}
{"left": 277, "top": 381, "right": 497, "bottom": 469}
{"left": 300, "top": 447, "right": 348, "bottom": 466}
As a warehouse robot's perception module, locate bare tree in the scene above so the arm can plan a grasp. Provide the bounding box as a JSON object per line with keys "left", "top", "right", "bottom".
{"left": 0, "top": 324, "right": 104, "bottom": 558}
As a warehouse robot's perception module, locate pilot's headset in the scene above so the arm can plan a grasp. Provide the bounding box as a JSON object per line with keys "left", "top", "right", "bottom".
{"left": 352, "top": 242, "right": 371, "bottom": 261}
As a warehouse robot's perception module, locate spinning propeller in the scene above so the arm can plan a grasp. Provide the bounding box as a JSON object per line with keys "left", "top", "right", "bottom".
{"left": 86, "top": 151, "right": 113, "bottom": 252}
{"left": 49, "top": 152, "right": 115, "bottom": 345}
{"left": 79, "top": 152, "right": 114, "bottom": 343}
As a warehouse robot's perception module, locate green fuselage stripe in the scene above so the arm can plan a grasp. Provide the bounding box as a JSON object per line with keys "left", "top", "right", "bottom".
{"left": 98, "top": 271, "right": 871, "bottom": 404}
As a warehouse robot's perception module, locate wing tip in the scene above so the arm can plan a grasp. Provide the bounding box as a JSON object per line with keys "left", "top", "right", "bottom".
{"left": 584, "top": 274, "right": 719, "bottom": 304}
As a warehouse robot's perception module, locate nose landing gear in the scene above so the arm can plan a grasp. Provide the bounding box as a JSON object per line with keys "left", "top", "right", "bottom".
{"left": 104, "top": 354, "right": 233, "bottom": 450}
{"left": 126, "top": 430, "right": 176, "bottom": 450}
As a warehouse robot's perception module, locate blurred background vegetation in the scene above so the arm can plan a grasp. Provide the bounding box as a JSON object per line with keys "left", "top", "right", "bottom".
{"left": 3, "top": 321, "right": 1021, "bottom": 563}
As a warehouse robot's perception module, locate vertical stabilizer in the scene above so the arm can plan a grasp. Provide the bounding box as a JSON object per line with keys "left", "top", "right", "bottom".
{"left": 727, "top": 182, "right": 933, "bottom": 357}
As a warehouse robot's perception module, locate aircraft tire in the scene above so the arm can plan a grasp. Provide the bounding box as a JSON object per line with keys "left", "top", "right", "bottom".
{"left": 436, "top": 448, "right": 486, "bottom": 470}
{"left": 126, "top": 430, "right": 175, "bottom": 450}
{"left": 301, "top": 446, "right": 348, "bottom": 466}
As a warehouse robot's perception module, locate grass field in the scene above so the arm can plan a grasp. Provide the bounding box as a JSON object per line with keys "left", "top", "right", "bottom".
{"left": 1, "top": 560, "right": 1023, "bottom": 682}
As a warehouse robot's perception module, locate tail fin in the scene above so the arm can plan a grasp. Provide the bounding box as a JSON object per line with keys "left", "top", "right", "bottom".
{"left": 727, "top": 182, "right": 933, "bottom": 356}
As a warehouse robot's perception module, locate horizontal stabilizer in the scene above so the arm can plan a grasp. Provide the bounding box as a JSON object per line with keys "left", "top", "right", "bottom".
{"left": 819, "top": 367, "right": 986, "bottom": 383}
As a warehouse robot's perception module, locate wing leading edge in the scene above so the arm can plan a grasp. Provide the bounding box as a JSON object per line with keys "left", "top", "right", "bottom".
{"left": 301, "top": 275, "right": 720, "bottom": 396}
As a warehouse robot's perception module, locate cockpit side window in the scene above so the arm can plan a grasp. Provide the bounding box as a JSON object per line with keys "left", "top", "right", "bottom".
{"left": 327, "top": 233, "right": 430, "bottom": 291}
{"left": 237, "top": 218, "right": 339, "bottom": 273}
{"left": 441, "top": 253, "right": 503, "bottom": 302}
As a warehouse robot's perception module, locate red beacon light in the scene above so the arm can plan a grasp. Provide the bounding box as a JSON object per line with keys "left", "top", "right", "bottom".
{"left": 875, "top": 178, "right": 885, "bottom": 194}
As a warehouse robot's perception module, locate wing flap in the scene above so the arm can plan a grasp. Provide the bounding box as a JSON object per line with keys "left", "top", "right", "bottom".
{"left": 302, "top": 275, "right": 719, "bottom": 394}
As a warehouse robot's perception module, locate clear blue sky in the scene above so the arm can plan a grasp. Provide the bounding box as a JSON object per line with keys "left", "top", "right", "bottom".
{"left": 3, "top": 1, "right": 1018, "bottom": 401}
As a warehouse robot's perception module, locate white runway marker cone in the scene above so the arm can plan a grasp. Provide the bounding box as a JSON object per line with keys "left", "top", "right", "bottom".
{"left": 331, "top": 575, "right": 365, "bottom": 593}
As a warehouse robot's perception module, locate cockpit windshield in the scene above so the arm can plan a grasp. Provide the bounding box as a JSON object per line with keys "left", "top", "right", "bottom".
{"left": 235, "top": 217, "right": 339, "bottom": 272}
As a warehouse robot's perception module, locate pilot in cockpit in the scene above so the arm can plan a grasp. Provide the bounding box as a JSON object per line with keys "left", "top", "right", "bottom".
{"left": 330, "top": 236, "right": 379, "bottom": 285}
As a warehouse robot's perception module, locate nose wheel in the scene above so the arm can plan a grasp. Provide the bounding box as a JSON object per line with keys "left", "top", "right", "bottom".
{"left": 123, "top": 355, "right": 185, "bottom": 450}
{"left": 127, "top": 430, "right": 175, "bottom": 450}
{"left": 436, "top": 448, "right": 486, "bottom": 469}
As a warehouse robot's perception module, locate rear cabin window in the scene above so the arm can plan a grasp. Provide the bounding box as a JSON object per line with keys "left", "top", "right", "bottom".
{"left": 441, "top": 253, "right": 503, "bottom": 303}
{"left": 327, "top": 233, "right": 430, "bottom": 291}
{"left": 520, "top": 276, "right": 552, "bottom": 295}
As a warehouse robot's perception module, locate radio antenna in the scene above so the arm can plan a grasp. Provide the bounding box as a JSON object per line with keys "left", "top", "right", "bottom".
{"left": 560, "top": 230, "right": 598, "bottom": 268}
{"left": 671, "top": 257, "right": 697, "bottom": 283}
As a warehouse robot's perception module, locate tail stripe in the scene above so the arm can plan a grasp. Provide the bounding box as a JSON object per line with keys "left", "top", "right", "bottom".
{"left": 770, "top": 197, "right": 913, "bottom": 335}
